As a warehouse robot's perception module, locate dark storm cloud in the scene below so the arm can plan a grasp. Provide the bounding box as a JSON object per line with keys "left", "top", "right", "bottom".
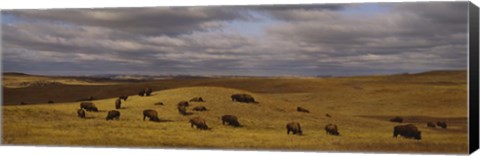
{"left": 264, "top": 2, "right": 468, "bottom": 72}
{"left": 1, "top": 2, "right": 469, "bottom": 76}
{"left": 4, "top": 6, "right": 250, "bottom": 36}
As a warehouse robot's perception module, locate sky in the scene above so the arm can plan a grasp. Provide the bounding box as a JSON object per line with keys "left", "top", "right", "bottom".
{"left": 1, "top": 2, "right": 469, "bottom": 76}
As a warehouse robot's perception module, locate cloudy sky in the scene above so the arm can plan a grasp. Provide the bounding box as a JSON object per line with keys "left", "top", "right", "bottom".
{"left": 1, "top": 2, "right": 469, "bottom": 76}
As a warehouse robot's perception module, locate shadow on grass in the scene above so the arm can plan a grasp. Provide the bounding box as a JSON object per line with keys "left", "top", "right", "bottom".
{"left": 150, "top": 119, "right": 175, "bottom": 123}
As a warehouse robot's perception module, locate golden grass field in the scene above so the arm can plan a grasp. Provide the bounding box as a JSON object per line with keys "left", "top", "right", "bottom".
{"left": 2, "top": 71, "right": 468, "bottom": 154}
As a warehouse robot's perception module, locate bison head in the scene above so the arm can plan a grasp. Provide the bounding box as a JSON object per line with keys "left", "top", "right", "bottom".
{"left": 415, "top": 131, "right": 422, "bottom": 140}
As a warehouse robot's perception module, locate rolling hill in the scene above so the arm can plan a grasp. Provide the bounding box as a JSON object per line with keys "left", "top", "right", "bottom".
{"left": 1, "top": 70, "right": 469, "bottom": 154}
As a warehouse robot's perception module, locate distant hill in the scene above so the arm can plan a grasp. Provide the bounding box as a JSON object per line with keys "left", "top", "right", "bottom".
{"left": 3, "top": 72, "right": 31, "bottom": 76}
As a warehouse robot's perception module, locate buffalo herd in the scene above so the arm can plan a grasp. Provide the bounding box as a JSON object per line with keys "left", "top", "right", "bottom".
{"left": 74, "top": 88, "right": 447, "bottom": 141}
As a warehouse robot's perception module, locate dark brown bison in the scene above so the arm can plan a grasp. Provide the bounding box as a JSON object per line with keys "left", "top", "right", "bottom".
{"left": 145, "top": 88, "right": 153, "bottom": 96}
{"left": 48, "top": 100, "right": 54, "bottom": 104}
{"left": 77, "top": 109, "right": 86, "bottom": 118}
{"left": 427, "top": 122, "right": 436, "bottom": 128}
{"left": 231, "top": 94, "right": 256, "bottom": 103}
{"left": 189, "top": 97, "right": 205, "bottom": 102}
{"left": 119, "top": 95, "right": 128, "bottom": 101}
{"left": 390, "top": 116, "right": 403, "bottom": 123}
{"left": 393, "top": 124, "right": 421, "bottom": 140}
{"left": 192, "top": 106, "right": 207, "bottom": 111}
{"left": 20, "top": 102, "right": 27, "bottom": 105}
{"left": 177, "top": 101, "right": 189, "bottom": 107}
{"left": 106, "top": 110, "right": 120, "bottom": 120}
{"left": 143, "top": 109, "right": 160, "bottom": 122}
{"left": 325, "top": 124, "right": 340, "bottom": 136}
{"left": 80, "top": 102, "right": 98, "bottom": 112}
{"left": 297, "top": 107, "right": 310, "bottom": 113}
{"left": 222, "top": 115, "right": 241, "bottom": 127}
{"left": 189, "top": 117, "right": 209, "bottom": 130}
{"left": 326, "top": 113, "right": 332, "bottom": 118}
{"left": 154, "top": 102, "right": 164, "bottom": 105}
{"left": 178, "top": 105, "right": 188, "bottom": 115}
{"left": 115, "top": 98, "right": 122, "bottom": 109}
{"left": 138, "top": 90, "right": 145, "bottom": 96}
{"left": 286, "top": 122, "right": 302, "bottom": 135}
{"left": 436, "top": 121, "right": 447, "bottom": 129}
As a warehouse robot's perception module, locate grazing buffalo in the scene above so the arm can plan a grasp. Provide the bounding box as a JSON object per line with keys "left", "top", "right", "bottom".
{"left": 178, "top": 106, "right": 188, "bottom": 115}
{"left": 77, "top": 109, "right": 86, "bottom": 118}
{"left": 297, "top": 107, "right": 310, "bottom": 113}
{"left": 48, "top": 100, "right": 54, "bottom": 104}
{"left": 177, "top": 101, "right": 190, "bottom": 107}
{"left": 390, "top": 116, "right": 403, "bottom": 123}
{"left": 20, "top": 102, "right": 27, "bottom": 105}
{"left": 393, "top": 124, "right": 421, "bottom": 140}
{"left": 189, "top": 117, "right": 209, "bottom": 130}
{"left": 143, "top": 109, "right": 160, "bottom": 122}
{"left": 325, "top": 124, "right": 340, "bottom": 136}
{"left": 326, "top": 113, "right": 332, "bottom": 118}
{"left": 115, "top": 98, "right": 122, "bottom": 109}
{"left": 222, "top": 115, "right": 241, "bottom": 127}
{"left": 286, "top": 122, "right": 303, "bottom": 135}
{"left": 145, "top": 88, "right": 153, "bottom": 96}
{"left": 427, "top": 122, "right": 436, "bottom": 128}
{"left": 231, "top": 94, "right": 256, "bottom": 103}
{"left": 138, "top": 90, "right": 146, "bottom": 96}
{"left": 80, "top": 102, "right": 98, "bottom": 112}
{"left": 436, "top": 121, "right": 447, "bottom": 129}
{"left": 189, "top": 97, "right": 205, "bottom": 102}
{"left": 119, "top": 95, "right": 128, "bottom": 101}
{"left": 106, "top": 110, "right": 120, "bottom": 120}
{"left": 192, "top": 106, "right": 207, "bottom": 111}
{"left": 154, "top": 102, "right": 164, "bottom": 105}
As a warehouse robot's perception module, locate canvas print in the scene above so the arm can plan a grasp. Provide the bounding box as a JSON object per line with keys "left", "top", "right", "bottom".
{"left": 1, "top": 1, "right": 472, "bottom": 154}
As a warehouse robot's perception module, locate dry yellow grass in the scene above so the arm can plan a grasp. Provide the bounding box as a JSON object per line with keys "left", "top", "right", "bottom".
{"left": 1, "top": 72, "right": 468, "bottom": 154}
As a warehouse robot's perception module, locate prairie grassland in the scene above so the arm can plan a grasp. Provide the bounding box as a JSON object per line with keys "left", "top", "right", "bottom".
{"left": 2, "top": 71, "right": 468, "bottom": 154}
{"left": 2, "top": 74, "right": 118, "bottom": 88}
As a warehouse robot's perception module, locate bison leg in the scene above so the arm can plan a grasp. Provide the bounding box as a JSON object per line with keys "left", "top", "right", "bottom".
{"left": 143, "top": 115, "right": 146, "bottom": 121}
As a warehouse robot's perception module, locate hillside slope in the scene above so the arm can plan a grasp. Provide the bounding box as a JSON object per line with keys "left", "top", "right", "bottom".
{"left": 2, "top": 84, "right": 468, "bottom": 154}
{"left": 2, "top": 70, "right": 467, "bottom": 105}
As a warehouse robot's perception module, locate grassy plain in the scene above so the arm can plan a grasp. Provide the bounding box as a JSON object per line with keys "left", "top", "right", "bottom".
{"left": 2, "top": 71, "right": 468, "bottom": 154}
